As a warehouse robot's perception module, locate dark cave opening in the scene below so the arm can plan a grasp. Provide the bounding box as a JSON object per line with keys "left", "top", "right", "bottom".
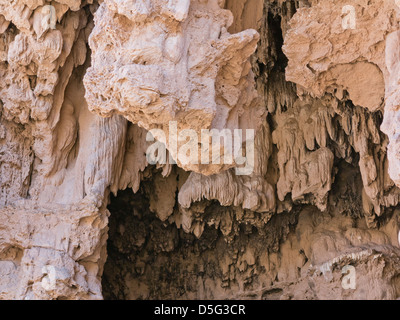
{"left": 267, "top": 12, "right": 288, "bottom": 73}
{"left": 102, "top": 153, "right": 400, "bottom": 300}
{"left": 102, "top": 177, "right": 299, "bottom": 300}
{"left": 99, "top": 0, "right": 400, "bottom": 300}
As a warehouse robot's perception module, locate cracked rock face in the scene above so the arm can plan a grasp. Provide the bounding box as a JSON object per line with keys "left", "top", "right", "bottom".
{"left": 84, "top": 0, "right": 262, "bottom": 175}
{"left": 282, "top": 0, "right": 400, "bottom": 193}
{"left": 1, "top": 0, "right": 400, "bottom": 300}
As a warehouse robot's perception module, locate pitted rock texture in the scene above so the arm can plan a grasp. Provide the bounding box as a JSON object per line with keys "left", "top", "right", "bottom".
{"left": 84, "top": 0, "right": 263, "bottom": 175}
{"left": 0, "top": 0, "right": 400, "bottom": 300}
{"left": 282, "top": 0, "right": 400, "bottom": 195}
{"left": 103, "top": 166, "right": 400, "bottom": 300}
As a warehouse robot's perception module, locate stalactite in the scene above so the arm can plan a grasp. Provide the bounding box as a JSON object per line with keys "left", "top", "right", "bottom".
{"left": 0, "top": 0, "right": 399, "bottom": 300}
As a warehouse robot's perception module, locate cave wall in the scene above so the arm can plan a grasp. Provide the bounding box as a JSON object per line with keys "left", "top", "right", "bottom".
{"left": 102, "top": 0, "right": 400, "bottom": 300}
{"left": 0, "top": 0, "right": 399, "bottom": 300}
{"left": 103, "top": 165, "right": 400, "bottom": 300}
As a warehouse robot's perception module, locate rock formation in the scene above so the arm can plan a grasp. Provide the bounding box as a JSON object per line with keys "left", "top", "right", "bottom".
{"left": 84, "top": 0, "right": 262, "bottom": 175}
{"left": 0, "top": 0, "right": 400, "bottom": 300}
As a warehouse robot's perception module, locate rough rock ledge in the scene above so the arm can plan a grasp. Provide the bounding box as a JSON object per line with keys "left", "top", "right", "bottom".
{"left": 0, "top": 0, "right": 399, "bottom": 300}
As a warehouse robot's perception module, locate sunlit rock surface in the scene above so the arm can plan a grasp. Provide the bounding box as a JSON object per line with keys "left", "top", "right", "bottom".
{"left": 0, "top": 0, "right": 399, "bottom": 300}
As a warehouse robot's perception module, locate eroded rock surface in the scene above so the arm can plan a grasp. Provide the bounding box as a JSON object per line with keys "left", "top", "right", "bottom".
{"left": 84, "top": 0, "right": 263, "bottom": 175}
{"left": 0, "top": 0, "right": 400, "bottom": 300}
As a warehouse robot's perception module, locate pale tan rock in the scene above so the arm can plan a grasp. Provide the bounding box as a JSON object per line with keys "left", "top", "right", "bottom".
{"left": 282, "top": 0, "right": 398, "bottom": 112}
{"left": 84, "top": 0, "right": 262, "bottom": 175}
{"left": 178, "top": 120, "right": 275, "bottom": 222}
{"left": 0, "top": 200, "right": 108, "bottom": 299}
{"left": 382, "top": 30, "right": 400, "bottom": 188}
{"left": 0, "top": 0, "right": 113, "bottom": 300}
{"left": 0, "top": 0, "right": 400, "bottom": 301}
{"left": 282, "top": 0, "right": 400, "bottom": 194}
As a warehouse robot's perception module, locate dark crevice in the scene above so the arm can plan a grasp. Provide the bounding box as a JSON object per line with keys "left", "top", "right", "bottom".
{"left": 267, "top": 12, "right": 288, "bottom": 73}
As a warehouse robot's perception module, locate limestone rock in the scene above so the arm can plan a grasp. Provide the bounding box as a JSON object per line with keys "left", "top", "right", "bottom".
{"left": 84, "top": 0, "right": 263, "bottom": 175}
{"left": 0, "top": 0, "right": 400, "bottom": 301}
